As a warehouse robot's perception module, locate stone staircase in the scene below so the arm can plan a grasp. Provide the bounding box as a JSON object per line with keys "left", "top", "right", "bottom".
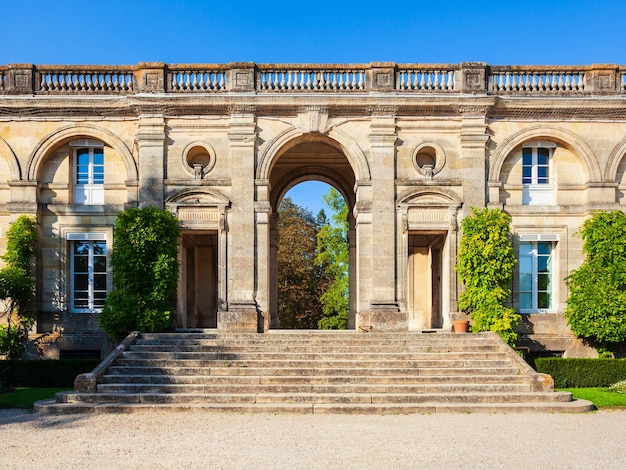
{"left": 35, "top": 330, "right": 593, "bottom": 414}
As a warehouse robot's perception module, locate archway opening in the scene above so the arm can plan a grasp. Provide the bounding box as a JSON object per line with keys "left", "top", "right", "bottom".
{"left": 267, "top": 138, "right": 356, "bottom": 330}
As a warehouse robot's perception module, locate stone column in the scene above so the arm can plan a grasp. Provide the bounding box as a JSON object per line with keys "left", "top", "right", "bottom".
{"left": 136, "top": 113, "right": 166, "bottom": 207}
{"left": 218, "top": 107, "right": 260, "bottom": 332}
{"left": 366, "top": 109, "right": 404, "bottom": 331}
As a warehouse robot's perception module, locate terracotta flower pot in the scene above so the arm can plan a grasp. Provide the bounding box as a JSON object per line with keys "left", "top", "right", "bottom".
{"left": 452, "top": 320, "right": 469, "bottom": 333}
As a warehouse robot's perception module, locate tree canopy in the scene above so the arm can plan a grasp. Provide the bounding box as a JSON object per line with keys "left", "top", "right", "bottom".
{"left": 316, "top": 187, "right": 349, "bottom": 329}
{"left": 276, "top": 197, "right": 329, "bottom": 329}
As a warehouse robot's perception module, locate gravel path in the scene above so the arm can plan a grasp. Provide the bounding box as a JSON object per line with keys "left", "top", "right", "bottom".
{"left": 1, "top": 409, "right": 624, "bottom": 469}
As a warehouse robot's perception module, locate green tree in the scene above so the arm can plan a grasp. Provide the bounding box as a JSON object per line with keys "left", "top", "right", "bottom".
{"left": 276, "top": 197, "right": 329, "bottom": 328}
{"left": 99, "top": 207, "right": 181, "bottom": 341}
{"left": 456, "top": 207, "right": 520, "bottom": 347}
{"left": 316, "top": 187, "right": 349, "bottom": 329}
{"left": 565, "top": 210, "right": 626, "bottom": 356}
{"left": 0, "top": 215, "right": 38, "bottom": 359}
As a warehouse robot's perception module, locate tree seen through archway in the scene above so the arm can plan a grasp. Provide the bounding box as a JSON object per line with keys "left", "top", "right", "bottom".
{"left": 277, "top": 183, "right": 348, "bottom": 329}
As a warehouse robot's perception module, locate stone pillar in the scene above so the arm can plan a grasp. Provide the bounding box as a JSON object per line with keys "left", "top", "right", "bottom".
{"left": 460, "top": 107, "right": 490, "bottom": 214}
{"left": 6, "top": 64, "right": 34, "bottom": 94}
{"left": 218, "top": 107, "right": 260, "bottom": 332}
{"left": 586, "top": 64, "right": 618, "bottom": 94}
{"left": 366, "top": 110, "right": 404, "bottom": 331}
{"left": 354, "top": 181, "right": 373, "bottom": 330}
{"left": 254, "top": 190, "right": 271, "bottom": 332}
{"left": 136, "top": 113, "right": 166, "bottom": 207}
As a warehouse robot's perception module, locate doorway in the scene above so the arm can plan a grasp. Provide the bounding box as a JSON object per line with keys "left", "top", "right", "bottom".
{"left": 179, "top": 232, "right": 218, "bottom": 328}
{"left": 408, "top": 232, "right": 446, "bottom": 329}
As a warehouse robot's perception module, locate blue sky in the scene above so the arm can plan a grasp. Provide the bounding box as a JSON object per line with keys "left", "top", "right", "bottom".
{"left": 2, "top": 0, "right": 624, "bottom": 213}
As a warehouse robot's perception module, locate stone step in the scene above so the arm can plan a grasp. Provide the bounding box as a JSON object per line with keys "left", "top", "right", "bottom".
{"left": 107, "top": 365, "right": 522, "bottom": 377}
{"left": 100, "top": 373, "right": 528, "bottom": 385}
{"left": 95, "top": 382, "right": 533, "bottom": 395}
{"left": 114, "top": 358, "right": 514, "bottom": 369}
{"left": 121, "top": 350, "right": 508, "bottom": 361}
{"left": 128, "top": 343, "right": 500, "bottom": 353}
{"left": 52, "top": 390, "right": 572, "bottom": 405}
{"left": 36, "top": 331, "right": 594, "bottom": 414}
{"left": 34, "top": 399, "right": 594, "bottom": 415}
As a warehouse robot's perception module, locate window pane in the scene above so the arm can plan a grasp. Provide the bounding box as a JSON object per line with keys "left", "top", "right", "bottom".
{"left": 538, "top": 256, "right": 550, "bottom": 272}
{"left": 77, "top": 149, "right": 90, "bottom": 165}
{"left": 522, "top": 149, "right": 533, "bottom": 165}
{"left": 538, "top": 242, "right": 551, "bottom": 254}
{"left": 93, "top": 149, "right": 104, "bottom": 165}
{"left": 519, "top": 293, "right": 532, "bottom": 310}
{"left": 519, "top": 255, "right": 532, "bottom": 273}
{"left": 538, "top": 292, "right": 551, "bottom": 309}
{"left": 73, "top": 274, "right": 88, "bottom": 291}
{"left": 93, "top": 241, "right": 106, "bottom": 255}
{"left": 519, "top": 273, "right": 532, "bottom": 291}
{"left": 74, "top": 241, "right": 90, "bottom": 255}
{"left": 93, "top": 257, "right": 106, "bottom": 272}
{"left": 94, "top": 274, "right": 107, "bottom": 290}
{"left": 74, "top": 256, "right": 88, "bottom": 273}
{"left": 537, "top": 166, "right": 549, "bottom": 183}
{"left": 537, "top": 147, "right": 549, "bottom": 164}
{"left": 538, "top": 273, "right": 551, "bottom": 291}
{"left": 519, "top": 243, "right": 533, "bottom": 256}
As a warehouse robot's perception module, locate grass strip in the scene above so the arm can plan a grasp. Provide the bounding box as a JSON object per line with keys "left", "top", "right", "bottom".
{"left": 0, "top": 388, "right": 70, "bottom": 409}
{"left": 561, "top": 387, "right": 626, "bottom": 408}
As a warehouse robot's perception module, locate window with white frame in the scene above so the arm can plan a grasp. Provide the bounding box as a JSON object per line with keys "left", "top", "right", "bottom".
{"left": 68, "top": 233, "right": 107, "bottom": 313}
{"left": 517, "top": 235, "right": 557, "bottom": 313}
{"left": 522, "top": 142, "right": 555, "bottom": 205}
{"left": 71, "top": 140, "right": 104, "bottom": 205}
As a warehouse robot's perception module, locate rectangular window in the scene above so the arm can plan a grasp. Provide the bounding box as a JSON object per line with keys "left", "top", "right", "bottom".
{"left": 71, "top": 140, "right": 104, "bottom": 205}
{"left": 522, "top": 143, "right": 554, "bottom": 205}
{"left": 518, "top": 241, "right": 554, "bottom": 313}
{"left": 70, "top": 235, "right": 107, "bottom": 313}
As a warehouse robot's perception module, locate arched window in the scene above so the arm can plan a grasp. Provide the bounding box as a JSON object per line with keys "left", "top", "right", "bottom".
{"left": 70, "top": 139, "right": 104, "bottom": 205}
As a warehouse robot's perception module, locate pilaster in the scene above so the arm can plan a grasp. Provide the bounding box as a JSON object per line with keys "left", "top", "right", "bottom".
{"left": 136, "top": 113, "right": 166, "bottom": 207}
{"left": 369, "top": 111, "right": 403, "bottom": 328}
{"left": 219, "top": 108, "right": 260, "bottom": 332}
{"left": 460, "top": 107, "right": 489, "bottom": 214}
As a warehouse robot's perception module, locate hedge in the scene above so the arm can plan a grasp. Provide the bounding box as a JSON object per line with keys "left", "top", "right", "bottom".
{"left": 0, "top": 359, "right": 100, "bottom": 388}
{"left": 535, "top": 358, "right": 626, "bottom": 388}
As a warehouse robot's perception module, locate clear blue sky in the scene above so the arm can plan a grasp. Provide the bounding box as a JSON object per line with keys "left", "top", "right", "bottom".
{"left": 2, "top": 0, "right": 624, "bottom": 213}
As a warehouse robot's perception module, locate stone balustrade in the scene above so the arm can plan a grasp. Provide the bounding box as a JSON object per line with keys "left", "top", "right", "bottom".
{"left": 257, "top": 65, "right": 366, "bottom": 92}
{"left": 490, "top": 66, "right": 586, "bottom": 93}
{"left": 396, "top": 66, "right": 456, "bottom": 91}
{"left": 0, "top": 63, "right": 624, "bottom": 96}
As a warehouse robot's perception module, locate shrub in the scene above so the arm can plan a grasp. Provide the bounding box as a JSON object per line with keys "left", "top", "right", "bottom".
{"left": 535, "top": 357, "right": 626, "bottom": 388}
{"left": 608, "top": 379, "right": 626, "bottom": 394}
{"left": 0, "top": 215, "right": 38, "bottom": 359}
{"left": 0, "top": 359, "right": 101, "bottom": 388}
{"left": 99, "top": 207, "right": 181, "bottom": 341}
{"left": 566, "top": 211, "right": 626, "bottom": 356}
{"left": 456, "top": 207, "right": 520, "bottom": 347}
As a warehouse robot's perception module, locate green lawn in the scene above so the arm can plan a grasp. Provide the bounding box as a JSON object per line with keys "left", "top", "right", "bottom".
{"left": 561, "top": 388, "right": 626, "bottom": 408}
{"left": 0, "top": 388, "right": 70, "bottom": 409}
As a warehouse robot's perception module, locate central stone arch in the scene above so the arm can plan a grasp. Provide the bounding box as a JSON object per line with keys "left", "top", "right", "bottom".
{"left": 256, "top": 130, "right": 366, "bottom": 330}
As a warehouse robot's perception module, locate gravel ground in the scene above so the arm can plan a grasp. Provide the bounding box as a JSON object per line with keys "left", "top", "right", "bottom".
{"left": 1, "top": 409, "right": 624, "bottom": 469}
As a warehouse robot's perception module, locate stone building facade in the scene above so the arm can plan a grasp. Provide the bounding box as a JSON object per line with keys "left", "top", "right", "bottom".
{"left": 1, "top": 62, "right": 625, "bottom": 358}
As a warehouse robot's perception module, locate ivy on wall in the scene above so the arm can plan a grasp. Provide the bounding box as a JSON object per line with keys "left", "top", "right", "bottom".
{"left": 456, "top": 207, "right": 520, "bottom": 347}
{"left": 99, "top": 207, "right": 181, "bottom": 341}
{"left": 566, "top": 210, "right": 626, "bottom": 357}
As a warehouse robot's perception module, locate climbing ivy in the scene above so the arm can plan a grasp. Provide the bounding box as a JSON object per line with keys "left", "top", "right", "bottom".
{"left": 0, "top": 215, "right": 38, "bottom": 359}
{"left": 99, "top": 207, "right": 181, "bottom": 341}
{"left": 565, "top": 210, "right": 626, "bottom": 357}
{"left": 456, "top": 207, "right": 520, "bottom": 347}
